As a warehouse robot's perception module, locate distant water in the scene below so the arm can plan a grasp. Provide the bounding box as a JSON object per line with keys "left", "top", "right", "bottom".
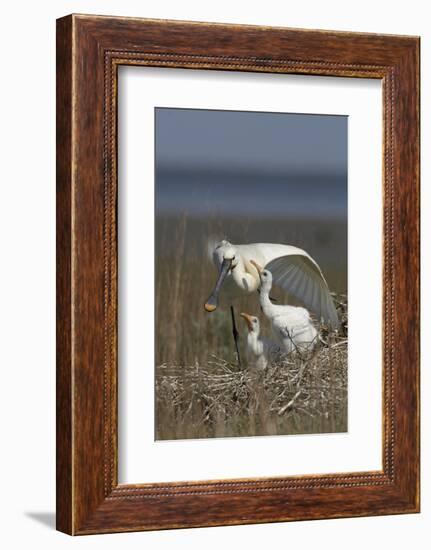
{"left": 156, "top": 168, "right": 347, "bottom": 220}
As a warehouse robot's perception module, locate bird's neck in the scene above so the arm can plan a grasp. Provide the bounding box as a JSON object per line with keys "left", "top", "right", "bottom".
{"left": 231, "top": 259, "right": 259, "bottom": 293}
{"left": 247, "top": 332, "right": 263, "bottom": 356}
{"left": 259, "top": 287, "right": 273, "bottom": 317}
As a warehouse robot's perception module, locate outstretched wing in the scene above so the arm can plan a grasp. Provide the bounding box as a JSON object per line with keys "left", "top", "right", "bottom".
{"left": 266, "top": 255, "right": 339, "bottom": 329}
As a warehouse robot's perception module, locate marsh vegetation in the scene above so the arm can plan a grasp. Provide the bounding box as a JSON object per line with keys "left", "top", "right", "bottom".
{"left": 155, "top": 213, "right": 348, "bottom": 440}
{"left": 156, "top": 329, "right": 347, "bottom": 440}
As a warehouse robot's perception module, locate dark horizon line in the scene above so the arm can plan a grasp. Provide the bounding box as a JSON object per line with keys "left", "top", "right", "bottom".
{"left": 156, "top": 165, "right": 348, "bottom": 180}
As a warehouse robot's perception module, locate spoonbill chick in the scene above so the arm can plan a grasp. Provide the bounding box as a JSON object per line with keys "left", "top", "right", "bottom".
{"left": 250, "top": 260, "right": 318, "bottom": 354}
{"left": 240, "top": 313, "right": 280, "bottom": 370}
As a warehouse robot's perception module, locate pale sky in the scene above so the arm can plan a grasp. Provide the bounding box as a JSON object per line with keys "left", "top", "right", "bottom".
{"left": 155, "top": 107, "right": 347, "bottom": 218}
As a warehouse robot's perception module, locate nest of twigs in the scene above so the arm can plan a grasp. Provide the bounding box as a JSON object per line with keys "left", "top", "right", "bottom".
{"left": 155, "top": 324, "right": 348, "bottom": 440}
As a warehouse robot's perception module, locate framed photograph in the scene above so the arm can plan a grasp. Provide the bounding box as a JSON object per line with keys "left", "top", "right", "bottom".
{"left": 56, "top": 14, "right": 420, "bottom": 534}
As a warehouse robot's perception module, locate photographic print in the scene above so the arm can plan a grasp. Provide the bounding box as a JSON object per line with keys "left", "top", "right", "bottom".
{"left": 56, "top": 16, "right": 420, "bottom": 532}
{"left": 155, "top": 107, "right": 348, "bottom": 441}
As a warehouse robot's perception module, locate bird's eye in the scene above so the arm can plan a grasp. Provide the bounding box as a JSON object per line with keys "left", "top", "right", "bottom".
{"left": 253, "top": 319, "right": 257, "bottom": 323}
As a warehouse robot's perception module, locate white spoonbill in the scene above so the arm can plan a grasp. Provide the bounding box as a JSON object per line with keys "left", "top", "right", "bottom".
{"left": 204, "top": 240, "right": 339, "bottom": 329}
{"left": 250, "top": 260, "right": 318, "bottom": 354}
{"left": 240, "top": 312, "right": 280, "bottom": 370}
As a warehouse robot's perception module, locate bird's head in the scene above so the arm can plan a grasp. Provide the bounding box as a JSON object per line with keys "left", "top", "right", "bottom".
{"left": 240, "top": 312, "right": 260, "bottom": 334}
{"left": 213, "top": 240, "right": 239, "bottom": 268}
{"left": 204, "top": 240, "right": 238, "bottom": 313}
{"left": 250, "top": 260, "right": 273, "bottom": 292}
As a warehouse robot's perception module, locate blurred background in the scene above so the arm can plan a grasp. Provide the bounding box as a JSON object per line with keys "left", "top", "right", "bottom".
{"left": 155, "top": 107, "right": 347, "bottom": 366}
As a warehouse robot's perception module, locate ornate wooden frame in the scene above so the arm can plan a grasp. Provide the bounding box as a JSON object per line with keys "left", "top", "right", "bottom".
{"left": 56, "top": 14, "right": 420, "bottom": 535}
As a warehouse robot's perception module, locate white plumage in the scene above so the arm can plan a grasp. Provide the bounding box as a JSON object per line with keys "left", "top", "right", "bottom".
{"left": 240, "top": 313, "right": 280, "bottom": 370}
{"left": 251, "top": 260, "right": 318, "bottom": 354}
{"left": 205, "top": 240, "right": 339, "bottom": 329}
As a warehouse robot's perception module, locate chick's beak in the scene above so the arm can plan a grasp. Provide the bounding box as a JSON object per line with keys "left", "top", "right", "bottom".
{"left": 240, "top": 312, "right": 254, "bottom": 332}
